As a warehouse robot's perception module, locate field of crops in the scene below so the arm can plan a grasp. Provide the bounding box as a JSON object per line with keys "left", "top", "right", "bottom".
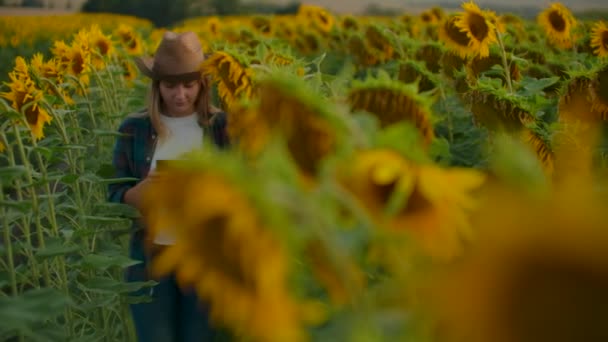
{"left": 1, "top": 2, "right": 608, "bottom": 341}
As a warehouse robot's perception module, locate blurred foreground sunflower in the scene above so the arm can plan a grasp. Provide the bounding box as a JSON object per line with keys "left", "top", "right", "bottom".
{"left": 228, "top": 73, "right": 347, "bottom": 184}
{"left": 142, "top": 157, "right": 313, "bottom": 342}
{"left": 338, "top": 149, "right": 486, "bottom": 260}
{"left": 554, "top": 72, "right": 605, "bottom": 180}
{"left": 430, "top": 181, "right": 608, "bottom": 342}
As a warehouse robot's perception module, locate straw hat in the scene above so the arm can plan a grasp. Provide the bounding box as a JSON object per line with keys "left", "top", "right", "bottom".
{"left": 134, "top": 31, "right": 204, "bottom": 82}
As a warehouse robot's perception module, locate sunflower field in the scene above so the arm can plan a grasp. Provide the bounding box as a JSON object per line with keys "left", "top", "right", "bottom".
{"left": 1, "top": 2, "right": 608, "bottom": 341}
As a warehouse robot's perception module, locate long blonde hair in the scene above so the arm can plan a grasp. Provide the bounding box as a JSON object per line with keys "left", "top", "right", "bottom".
{"left": 145, "top": 76, "right": 219, "bottom": 141}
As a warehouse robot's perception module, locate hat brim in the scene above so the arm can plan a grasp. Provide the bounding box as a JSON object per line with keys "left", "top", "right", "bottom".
{"left": 133, "top": 56, "right": 202, "bottom": 82}
{"left": 133, "top": 56, "right": 156, "bottom": 79}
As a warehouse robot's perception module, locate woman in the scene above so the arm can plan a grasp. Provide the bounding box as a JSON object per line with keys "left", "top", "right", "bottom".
{"left": 108, "top": 31, "right": 229, "bottom": 341}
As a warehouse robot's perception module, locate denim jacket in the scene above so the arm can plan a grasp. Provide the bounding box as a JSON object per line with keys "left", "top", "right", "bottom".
{"left": 108, "top": 110, "right": 230, "bottom": 205}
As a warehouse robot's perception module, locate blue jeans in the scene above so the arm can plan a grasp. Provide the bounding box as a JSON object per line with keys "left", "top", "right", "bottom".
{"left": 126, "top": 233, "right": 219, "bottom": 342}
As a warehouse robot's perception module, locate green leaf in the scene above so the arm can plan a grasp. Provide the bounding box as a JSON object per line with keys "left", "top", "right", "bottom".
{"left": 0, "top": 288, "right": 71, "bottom": 329}
{"left": 31, "top": 145, "right": 53, "bottom": 160}
{"left": 35, "top": 238, "right": 81, "bottom": 259}
{"left": 94, "top": 202, "right": 140, "bottom": 219}
{"left": 81, "top": 253, "right": 141, "bottom": 271}
{"left": 519, "top": 76, "right": 560, "bottom": 96}
{"left": 82, "top": 215, "right": 131, "bottom": 224}
{"left": 95, "top": 176, "right": 139, "bottom": 185}
{"left": 92, "top": 129, "right": 125, "bottom": 137}
{"left": 0, "top": 199, "right": 34, "bottom": 213}
{"left": 0, "top": 166, "right": 29, "bottom": 183}
{"left": 81, "top": 276, "right": 156, "bottom": 294}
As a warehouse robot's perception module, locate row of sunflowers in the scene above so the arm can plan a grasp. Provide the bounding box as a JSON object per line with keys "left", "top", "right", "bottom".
{"left": 1, "top": 2, "right": 608, "bottom": 341}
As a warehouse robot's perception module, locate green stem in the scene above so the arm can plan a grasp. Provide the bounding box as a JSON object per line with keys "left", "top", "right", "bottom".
{"left": 1, "top": 183, "right": 25, "bottom": 342}
{"left": 496, "top": 28, "right": 513, "bottom": 93}
{"left": 2, "top": 130, "right": 40, "bottom": 288}
{"left": 52, "top": 110, "right": 90, "bottom": 250}
{"left": 11, "top": 124, "right": 52, "bottom": 287}
{"left": 1, "top": 183, "right": 18, "bottom": 297}
{"left": 28, "top": 129, "right": 74, "bottom": 337}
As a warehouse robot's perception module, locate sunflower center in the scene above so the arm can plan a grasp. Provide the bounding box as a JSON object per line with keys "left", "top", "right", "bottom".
{"left": 446, "top": 18, "right": 471, "bottom": 47}
{"left": 96, "top": 40, "right": 110, "bottom": 55}
{"left": 603, "top": 31, "right": 608, "bottom": 48}
{"left": 500, "top": 254, "right": 608, "bottom": 341}
{"left": 467, "top": 13, "right": 490, "bottom": 42}
{"left": 71, "top": 53, "right": 85, "bottom": 75}
{"left": 597, "top": 67, "right": 608, "bottom": 105}
{"left": 403, "top": 183, "right": 432, "bottom": 215}
{"left": 548, "top": 11, "right": 566, "bottom": 32}
{"left": 200, "top": 214, "right": 251, "bottom": 289}
{"left": 25, "top": 103, "right": 40, "bottom": 125}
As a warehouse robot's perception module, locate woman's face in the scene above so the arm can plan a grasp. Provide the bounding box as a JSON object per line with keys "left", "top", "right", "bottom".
{"left": 159, "top": 79, "right": 201, "bottom": 117}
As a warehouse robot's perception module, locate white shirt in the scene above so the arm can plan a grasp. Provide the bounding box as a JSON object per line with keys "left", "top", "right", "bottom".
{"left": 150, "top": 112, "right": 203, "bottom": 245}
{"left": 150, "top": 112, "right": 204, "bottom": 172}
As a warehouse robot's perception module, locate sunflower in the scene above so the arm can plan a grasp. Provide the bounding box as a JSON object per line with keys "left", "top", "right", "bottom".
{"left": 64, "top": 40, "right": 91, "bottom": 88}
{"left": 274, "top": 18, "right": 297, "bottom": 41}
{"left": 301, "top": 31, "right": 323, "bottom": 54}
{"left": 348, "top": 74, "right": 436, "bottom": 147}
{"left": 465, "top": 87, "right": 535, "bottom": 133}
{"left": 142, "top": 159, "right": 307, "bottom": 342}
{"left": 226, "top": 101, "right": 269, "bottom": 157}
{"left": 454, "top": 1, "right": 498, "bottom": 58}
{"left": 87, "top": 25, "right": 115, "bottom": 69}
{"left": 589, "top": 64, "right": 608, "bottom": 118}
{"left": 520, "top": 128, "right": 554, "bottom": 176}
{"left": 430, "top": 6, "right": 446, "bottom": 22}
{"left": 364, "top": 24, "right": 396, "bottom": 63}
{"left": 554, "top": 76, "right": 600, "bottom": 180}
{"left": 263, "top": 51, "right": 294, "bottom": 67}
{"left": 347, "top": 33, "right": 379, "bottom": 68}
{"left": 121, "top": 58, "right": 137, "bottom": 82}
{"left": 398, "top": 60, "right": 439, "bottom": 93}
{"left": 304, "top": 238, "right": 365, "bottom": 307}
{"left": 414, "top": 42, "right": 444, "bottom": 74}
{"left": 559, "top": 76, "right": 597, "bottom": 123}
{"left": 338, "top": 149, "right": 485, "bottom": 260}
{"left": 440, "top": 51, "right": 467, "bottom": 79}
{"left": 30, "top": 53, "right": 61, "bottom": 81}
{"left": 202, "top": 51, "right": 254, "bottom": 111}
{"left": 0, "top": 140, "right": 5, "bottom": 153}
{"left": 430, "top": 181, "right": 608, "bottom": 342}
{"left": 439, "top": 15, "right": 473, "bottom": 59}
{"left": 590, "top": 21, "right": 608, "bottom": 57}
{"left": 51, "top": 40, "right": 71, "bottom": 66}
{"left": 297, "top": 4, "right": 335, "bottom": 34}
{"left": 29, "top": 53, "right": 73, "bottom": 104}
{"left": 114, "top": 24, "right": 143, "bottom": 55}
{"left": 205, "top": 16, "right": 222, "bottom": 38}
{"left": 341, "top": 15, "right": 359, "bottom": 32}
{"left": 1, "top": 57, "right": 52, "bottom": 140}
{"left": 420, "top": 10, "right": 439, "bottom": 26}
{"left": 537, "top": 3, "right": 576, "bottom": 49}
{"left": 256, "top": 74, "right": 343, "bottom": 180}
